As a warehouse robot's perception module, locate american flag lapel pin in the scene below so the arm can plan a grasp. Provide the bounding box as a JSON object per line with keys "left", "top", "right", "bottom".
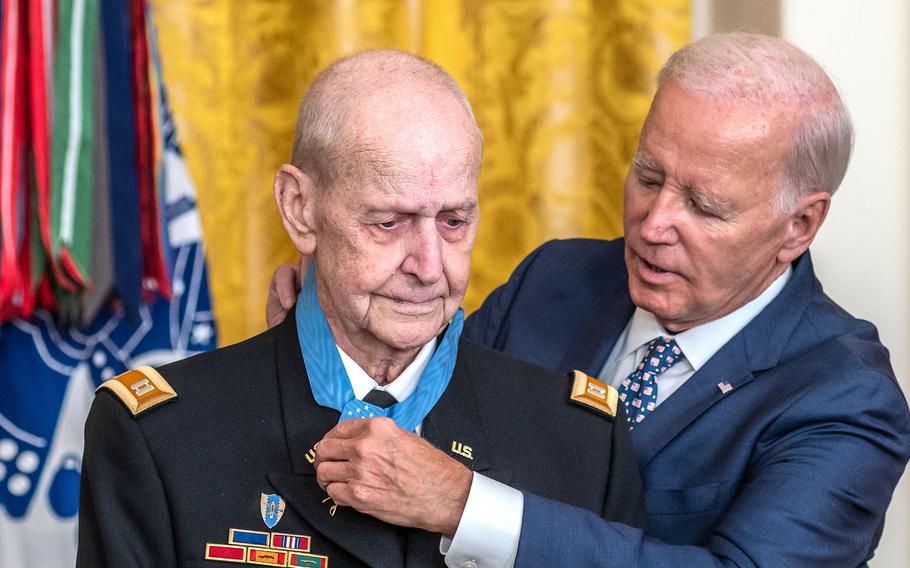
{"left": 717, "top": 382, "right": 733, "bottom": 394}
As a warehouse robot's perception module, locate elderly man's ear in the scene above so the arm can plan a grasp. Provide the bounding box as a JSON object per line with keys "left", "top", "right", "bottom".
{"left": 777, "top": 190, "right": 831, "bottom": 264}
{"left": 274, "top": 164, "right": 319, "bottom": 255}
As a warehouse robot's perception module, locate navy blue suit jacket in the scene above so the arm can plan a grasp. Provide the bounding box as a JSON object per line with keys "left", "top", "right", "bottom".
{"left": 465, "top": 238, "right": 910, "bottom": 567}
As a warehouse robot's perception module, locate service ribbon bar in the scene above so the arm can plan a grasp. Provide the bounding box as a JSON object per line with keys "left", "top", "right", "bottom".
{"left": 205, "top": 543, "right": 247, "bottom": 563}
{"left": 206, "top": 529, "right": 326, "bottom": 566}
{"left": 247, "top": 547, "right": 288, "bottom": 565}
{"left": 230, "top": 529, "right": 271, "bottom": 547}
{"left": 288, "top": 552, "right": 329, "bottom": 568}
{"left": 271, "top": 532, "right": 311, "bottom": 551}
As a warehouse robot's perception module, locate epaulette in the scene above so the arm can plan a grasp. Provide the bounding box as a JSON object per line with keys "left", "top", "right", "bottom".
{"left": 569, "top": 370, "right": 618, "bottom": 420}
{"left": 97, "top": 365, "right": 177, "bottom": 416}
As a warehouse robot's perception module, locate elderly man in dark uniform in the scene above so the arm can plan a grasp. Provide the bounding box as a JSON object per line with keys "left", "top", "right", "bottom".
{"left": 76, "top": 50, "right": 644, "bottom": 567}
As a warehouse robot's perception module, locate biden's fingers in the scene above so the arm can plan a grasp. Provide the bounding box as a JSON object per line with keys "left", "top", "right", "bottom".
{"left": 266, "top": 263, "right": 300, "bottom": 327}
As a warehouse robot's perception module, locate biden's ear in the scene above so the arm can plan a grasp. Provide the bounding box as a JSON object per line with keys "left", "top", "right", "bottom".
{"left": 777, "top": 191, "right": 831, "bottom": 264}
{"left": 274, "top": 164, "right": 318, "bottom": 255}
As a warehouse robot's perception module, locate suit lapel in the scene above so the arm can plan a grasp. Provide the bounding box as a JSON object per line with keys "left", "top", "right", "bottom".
{"left": 631, "top": 334, "right": 754, "bottom": 466}
{"left": 558, "top": 263, "right": 635, "bottom": 376}
{"left": 631, "top": 253, "right": 818, "bottom": 467}
{"left": 271, "top": 314, "right": 405, "bottom": 567}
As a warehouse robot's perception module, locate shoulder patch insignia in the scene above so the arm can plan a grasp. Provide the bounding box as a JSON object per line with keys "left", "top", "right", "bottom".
{"left": 569, "top": 370, "right": 618, "bottom": 420}
{"left": 97, "top": 365, "right": 177, "bottom": 416}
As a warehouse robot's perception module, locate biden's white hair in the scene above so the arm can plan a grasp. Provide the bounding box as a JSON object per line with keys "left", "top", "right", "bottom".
{"left": 657, "top": 32, "right": 853, "bottom": 213}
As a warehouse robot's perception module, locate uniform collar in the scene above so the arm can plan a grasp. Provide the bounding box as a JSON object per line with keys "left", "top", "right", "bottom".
{"left": 337, "top": 338, "right": 437, "bottom": 402}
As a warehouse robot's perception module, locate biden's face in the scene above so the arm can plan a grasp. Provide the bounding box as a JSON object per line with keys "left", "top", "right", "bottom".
{"left": 623, "top": 81, "right": 797, "bottom": 332}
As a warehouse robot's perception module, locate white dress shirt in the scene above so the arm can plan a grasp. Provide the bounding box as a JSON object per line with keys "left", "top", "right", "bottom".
{"left": 444, "top": 267, "right": 793, "bottom": 568}
{"left": 337, "top": 338, "right": 436, "bottom": 406}
{"left": 598, "top": 267, "right": 791, "bottom": 396}
{"left": 337, "top": 339, "right": 519, "bottom": 567}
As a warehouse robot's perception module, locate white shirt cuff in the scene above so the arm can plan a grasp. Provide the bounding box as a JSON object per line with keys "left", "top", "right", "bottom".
{"left": 439, "top": 472, "right": 523, "bottom": 568}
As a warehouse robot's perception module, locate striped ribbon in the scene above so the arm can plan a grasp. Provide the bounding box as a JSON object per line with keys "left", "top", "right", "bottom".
{"left": 51, "top": 0, "right": 100, "bottom": 288}
{"left": 30, "top": 0, "right": 73, "bottom": 303}
{"left": 130, "top": 0, "right": 170, "bottom": 300}
{"left": 100, "top": 0, "right": 143, "bottom": 319}
{"left": 0, "top": 0, "right": 27, "bottom": 319}
{"left": 0, "top": 0, "right": 185, "bottom": 322}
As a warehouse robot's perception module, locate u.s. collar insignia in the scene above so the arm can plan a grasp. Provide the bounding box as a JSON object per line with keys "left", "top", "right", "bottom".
{"left": 260, "top": 493, "right": 286, "bottom": 529}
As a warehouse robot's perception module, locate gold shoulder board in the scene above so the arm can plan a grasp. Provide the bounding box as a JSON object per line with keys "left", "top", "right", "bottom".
{"left": 97, "top": 366, "right": 177, "bottom": 416}
{"left": 569, "top": 370, "right": 618, "bottom": 419}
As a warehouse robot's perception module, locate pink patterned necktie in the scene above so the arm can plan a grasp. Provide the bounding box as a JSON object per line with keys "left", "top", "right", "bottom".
{"left": 618, "top": 337, "right": 683, "bottom": 429}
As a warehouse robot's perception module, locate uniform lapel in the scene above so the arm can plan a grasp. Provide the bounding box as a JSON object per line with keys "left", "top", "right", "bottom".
{"left": 421, "top": 339, "right": 511, "bottom": 484}
{"left": 403, "top": 529, "right": 447, "bottom": 568}
{"left": 271, "top": 313, "right": 405, "bottom": 567}
{"left": 274, "top": 312, "right": 338, "bottom": 474}
{"left": 406, "top": 340, "right": 513, "bottom": 565}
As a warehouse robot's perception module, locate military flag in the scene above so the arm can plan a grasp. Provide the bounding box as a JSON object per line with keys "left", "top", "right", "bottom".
{"left": 0, "top": 2, "right": 217, "bottom": 566}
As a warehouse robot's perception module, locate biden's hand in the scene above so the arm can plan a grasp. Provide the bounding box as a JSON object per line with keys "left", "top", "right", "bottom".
{"left": 314, "top": 417, "right": 472, "bottom": 537}
{"left": 265, "top": 255, "right": 309, "bottom": 328}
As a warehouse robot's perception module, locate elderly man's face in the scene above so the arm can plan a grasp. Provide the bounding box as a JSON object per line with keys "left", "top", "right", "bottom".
{"left": 313, "top": 90, "right": 480, "bottom": 353}
{"left": 623, "top": 81, "right": 796, "bottom": 332}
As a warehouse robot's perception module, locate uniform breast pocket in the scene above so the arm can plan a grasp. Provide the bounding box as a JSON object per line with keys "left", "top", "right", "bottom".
{"left": 644, "top": 482, "right": 723, "bottom": 515}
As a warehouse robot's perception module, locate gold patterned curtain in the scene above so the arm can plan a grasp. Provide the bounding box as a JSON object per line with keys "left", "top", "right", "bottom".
{"left": 150, "top": 0, "right": 690, "bottom": 346}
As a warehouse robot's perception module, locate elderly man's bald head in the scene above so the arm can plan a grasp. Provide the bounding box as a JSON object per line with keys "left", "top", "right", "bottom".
{"left": 290, "top": 50, "right": 483, "bottom": 188}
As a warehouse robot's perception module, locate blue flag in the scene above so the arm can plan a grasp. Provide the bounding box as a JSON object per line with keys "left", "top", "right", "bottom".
{"left": 0, "top": 13, "right": 217, "bottom": 566}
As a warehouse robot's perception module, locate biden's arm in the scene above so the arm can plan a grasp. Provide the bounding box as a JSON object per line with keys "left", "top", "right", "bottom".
{"left": 463, "top": 243, "right": 547, "bottom": 348}
{"left": 77, "top": 391, "right": 177, "bottom": 568}
{"left": 517, "top": 369, "right": 910, "bottom": 568}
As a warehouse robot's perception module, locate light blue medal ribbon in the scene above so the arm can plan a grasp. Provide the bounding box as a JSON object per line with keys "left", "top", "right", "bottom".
{"left": 295, "top": 265, "right": 463, "bottom": 432}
